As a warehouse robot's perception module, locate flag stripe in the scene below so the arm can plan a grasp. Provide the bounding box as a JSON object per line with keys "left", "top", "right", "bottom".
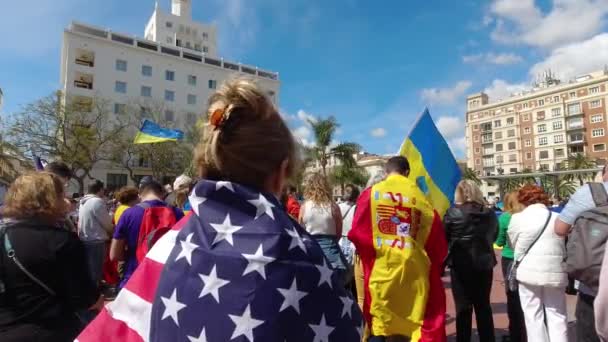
{"left": 106, "top": 288, "right": 153, "bottom": 341}
{"left": 77, "top": 308, "right": 145, "bottom": 342}
{"left": 405, "top": 109, "right": 460, "bottom": 201}
{"left": 124, "top": 259, "right": 164, "bottom": 303}
{"left": 146, "top": 229, "right": 178, "bottom": 264}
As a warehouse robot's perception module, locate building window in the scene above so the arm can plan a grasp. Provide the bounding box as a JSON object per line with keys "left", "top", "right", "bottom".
{"left": 551, "top": 108, "right": 561, "bottom": 117}
{"left": 508, "top": 142, "right": 516, "bottom": 150}
{"left": 554, "top": 148, "right": 565, "bottom": 157}
{"left": 507, "top": 117, "right": 514, "bottom": 125}
{"left": 539, "top": 150, "right": 549, "bottom": 159}
{"left": 164, "top": 110, "right": 174, "bottom": 122}
{"left": 114, "top": 103, "right": 125, "bottom": 114}
{"left": 539, "top": 99, "right": 545, "bottom": 106}
{"left": 539, "top": 137, "right": 548, "bottom": 146}
{"left": 165, "top": 90, "right": 175, "bottom": 102}
{"left": 187, "top": 94, "right": 197, "bottom": 105}
{"left": 116, "top": 59, "right": 127, "bottom": 72}
{"left": 509, "top": 154, "right": 516, "bottom": 162}
{"left": 166, "top": 70, "right": 175, "bottom": 81}
{"left": 203, "top": 46, "right": 209, "bottom": 53}
{"left": 523, "top": 113, "right": 530, "bottom": 121}
{"left": 590, "top": 100, "right": 602, "bottom": 109}
{"left": 553, "top": 96, "right": 560, "bottom": 103}
{"left": 553, "top": 121, "right": 563, "bottom": 130}
{"left": 554, "top": 134, "right": 564, "bottom": 144}
{"left": 496, "top": 155, "right": 504, "bottom": 163}
{"left": 495, "top": 131, "right": 502, "bottom": 139}
{"left": 166, "top": 21, "right": 173, "bottom": 28}
{"left": 525, "top": 139, "right": 531, "bottom": 147}
{"left": 538, "top": 124, "right": 547, "bottom": 133}
{"left": 507, "top": 129, "right": 515, "bottom": 137}
{"left": 524, "top": 127, "right": 531, "bottom": 134}
{"left": 188, "top": 75, "right": 197, "bottom": 86}
{"left": 570, "top": 91, "right": 576, "bottom": 98}
{"left": 202, "top": 32, "right": 209, "bottom": 40}
{"left": 568, "top": 103, "right": 581, "bottom": 115}
{"left": 594, "top": 143, "right": 606, "bottom": 152}
{"left": 524, "top": 103, "right": 529, "bottom": 109}
{"left": 494, "top": 120, "right": 501, "bottom": 128}
{"left": 475, "top": 147, "right": 480, "bottom": 154}
{"left": 142, "top": 65, "right": 152, "bottom": 77}
{"left": 166, "top": 37, "right": 173, "bottom": 44}
{"left": 537, "top": 111, "right": 545, "bottom": 120}
{"left": 475, "top": 159, "right": 481, "bottom": 166}
{"left": 474, "top": 135, "right": 479, "bottom": 142}
{"left": 115, "top": 81, "right": 127, "bottom": 93}
{"left": 141, "top": 86, "right": 152, "bottom": 97}
{"left": 591, "top": 114, "right": 604, "bottom": 123}
{"left": 592, "top": 128, "right": 605, "bottom": 137}
{"left": 590, "top": 86, "right": 600, "bottom": 94}
{"left": 473, "top": 124, "right": 479, "bottom": 130}
{"left": 495, "top": 144, "right": 503, "bottom": 152}
{"left": 186, "top": 112, "right": 197, "bottom": 125}
{"left": 107, "top": 173, "right": 128, "bottom": 190}
{"left": 140, "top": 106, "right": 151, "bottom": 119}
{"left": 208, "top": 79, "right": 217, "bottom": 89}
{"left": 526, "top": 152, "right": 532, "bottom": 160}
{"left": 194, "top": 43, "right": 201, "bottom": 51}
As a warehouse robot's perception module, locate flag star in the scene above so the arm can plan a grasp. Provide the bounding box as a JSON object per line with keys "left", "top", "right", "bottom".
{"left": 356, "top": 321, "right": 364, "bottom": 339}
{"left": 209, "top": 214, "right": 242, "bottom": 246}
{"left": 248, "top": 194, "right": 275, "bottom": 220}
{"left": 160, "top": 289, "right": 186, "bottom": 326}
{"left": 175, "top": 232, "right": 199, "bottom": 265}
{"left": 229, "top": 304, "right": 264, "bottom": 342}
{"left": 242, "top": 244, "right": 275, "bottom": 279}
{"left": 199, "top": 265, "right": 230, "bottom": 302}
{"left": 315, "top": 258, "right": 334, "bottom": 289}
{"left": 285, "top": 226, "right": 307, "bottom": 254}
{"left": 189, "top": 192, "right": 206, "bottom": 216}
{"left": 277, "top": 277, "right": 308, "bottom": 314}
{"left": 187, "top": 327, "right": 208, "bottom": 342}
{"left": 339, "top": 296, "right": 354, "bottom": 318}
{"left": 216, "top": 181, "right": 235, "bottom": 192}
{"left": 309, "top": 314, "right": 334, "bottom": 342}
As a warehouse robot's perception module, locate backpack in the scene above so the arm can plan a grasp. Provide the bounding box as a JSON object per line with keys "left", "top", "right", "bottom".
{"left": 135, "top": 202, "right": 178, "bottom": 263}
{"left": 566, "top": 182, "right": 608, "bottom": 295}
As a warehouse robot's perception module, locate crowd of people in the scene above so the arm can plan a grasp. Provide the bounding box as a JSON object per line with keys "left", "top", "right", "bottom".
{"left": 0, "top": 78, "right": 607, "bottom": 342}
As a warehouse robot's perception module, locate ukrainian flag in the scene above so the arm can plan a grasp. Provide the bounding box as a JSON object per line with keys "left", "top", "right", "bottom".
{"left": 133, "top": 119, "right": 184, "bottom": 144}
{"left": 399, "top": 108, "right": 461, "bottom": 216}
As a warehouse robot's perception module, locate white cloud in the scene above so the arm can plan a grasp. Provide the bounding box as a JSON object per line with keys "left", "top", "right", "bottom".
{"left": 420, "top": 81, "right": 472, "bottom": 106}
{"left": 489, "top": 0, "right": 608, "bottom": 49}
{"left": 529, "top": 33, "right": 608, "bottom": 80}
{"left": 436, "top": 116, "right": 465, "bottom": 139}
{"left": 462, "top": 52, "right": 523, "bottom": 65}
{"left": 370, "top": 128, "right": 387, "bottom": 138}
{"left": 483, "top": 79, "right": 528, "bottom": 102}
{"left": 297, "top": 110, "right": 317, "bottom": 124}
{"left": 447, "top": 137, "right": 467, "bottom": 157}
{"left": 293, "top": 126, "right": 311, "bottom": 140}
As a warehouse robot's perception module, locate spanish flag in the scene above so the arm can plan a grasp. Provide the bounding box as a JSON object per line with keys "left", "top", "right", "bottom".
{"left": 399, "top": 108, "right": 461, "bottom": 216}
{"left": 133, "top": 119, "right": 184, "bottom": 144}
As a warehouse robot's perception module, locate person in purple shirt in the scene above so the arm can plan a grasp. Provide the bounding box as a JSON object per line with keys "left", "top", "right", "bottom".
{"left": 109, "top": 180, "right": 183, "bottom": 289}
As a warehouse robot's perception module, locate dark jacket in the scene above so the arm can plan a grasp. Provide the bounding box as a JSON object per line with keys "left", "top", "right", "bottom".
{"left": 0, "top": 220, "right": 99, "bottom": 342}
{"left": 443, "top": 202, "right": 498, "bottom": 271}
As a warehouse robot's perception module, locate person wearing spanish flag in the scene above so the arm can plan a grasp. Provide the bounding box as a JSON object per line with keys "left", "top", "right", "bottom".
{"left": 348, "top": 156, "right": 447, "bottom": 342}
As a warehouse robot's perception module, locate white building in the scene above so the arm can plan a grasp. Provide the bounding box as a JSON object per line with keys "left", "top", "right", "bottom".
{"left": 60, "top": 0, "right": 280, "bottom": 190}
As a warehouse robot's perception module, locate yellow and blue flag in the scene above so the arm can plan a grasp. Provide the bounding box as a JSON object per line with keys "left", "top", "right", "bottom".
{"left": 399, "top": 108, "right": 461, "bottom": 216}
{"left": 133, "top": 119, "right": 184, "bottom": 144}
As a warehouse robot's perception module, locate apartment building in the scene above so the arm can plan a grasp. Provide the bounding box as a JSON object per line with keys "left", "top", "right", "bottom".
{"left": 466, "top": 69, "right": 608, "bottom": 178}
{"left": 60, "top": 0, "right": 279, "bottom": 189}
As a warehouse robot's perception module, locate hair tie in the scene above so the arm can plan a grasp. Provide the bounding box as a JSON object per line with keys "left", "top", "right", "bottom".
{"left": 209, "top": 108, "right": 227, "bottom": 130}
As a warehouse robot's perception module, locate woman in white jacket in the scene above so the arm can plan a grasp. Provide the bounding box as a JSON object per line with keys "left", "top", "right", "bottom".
{"left": 508, "top": 184, "right": 568, "bottom": 342}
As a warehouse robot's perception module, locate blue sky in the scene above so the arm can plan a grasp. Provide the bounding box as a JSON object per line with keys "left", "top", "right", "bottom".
{"left": 2, "top": 0, "right": 608, "bottom": 158}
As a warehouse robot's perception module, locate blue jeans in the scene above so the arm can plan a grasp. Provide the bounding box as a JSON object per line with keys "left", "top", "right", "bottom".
{"left": 82, "top": 240, "right": 106, "bottom": 285}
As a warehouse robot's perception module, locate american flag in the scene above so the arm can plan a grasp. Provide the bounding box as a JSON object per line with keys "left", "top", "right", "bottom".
{"left": 77, "top": 179, "right": 363, "bottom": 341}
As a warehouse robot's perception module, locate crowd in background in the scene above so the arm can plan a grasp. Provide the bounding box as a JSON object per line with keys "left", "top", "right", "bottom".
{"left": 1, "top": 78, "right": 608, "bottom": 342}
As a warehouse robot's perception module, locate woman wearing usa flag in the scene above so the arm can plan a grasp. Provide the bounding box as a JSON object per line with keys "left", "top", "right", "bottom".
{"left": 77, "top": 79, "right": 363, "bottom": 342}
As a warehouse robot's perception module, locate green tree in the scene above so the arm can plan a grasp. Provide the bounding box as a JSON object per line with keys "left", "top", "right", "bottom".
{"left": 7, "top": 92, "right": 132, "bottom": 193}
{"left": 330, "top": 164, "right": 369, "bottom": 194}
{"left": 543, "top": 177, "right": 577, "bottom": 199}
{"left": 306, "top": 116, "right": 360, "bottom": 176}
{"left": 565, "top": 153, "right": 597, "bottom": 185}
{"left": 462, "top": 167, "right": 481, "bottom": 185}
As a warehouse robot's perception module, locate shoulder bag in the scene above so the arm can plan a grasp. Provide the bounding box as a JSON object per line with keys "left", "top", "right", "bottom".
{"left": 507, "top": 210, "right": 552, "bottom": 291}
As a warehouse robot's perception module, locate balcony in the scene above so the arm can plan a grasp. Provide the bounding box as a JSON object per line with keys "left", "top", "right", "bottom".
{"left": 481, "top": 138, "right": 493, "bottom": 144}
{"left": 74, "top": 72, "right": 93, "bottom": 90}
{"left": 566, "top": 121, "right": 584, "bottom": 131}
{"left": 75, "top": 49, "right": 94, "bottom": 67}
{"left": 482, "top": 150, "right": 494, "bottom": 156}
{"left": 483, "top": 163, "right": 495, "bottom": 168}
{"left": 568, "top": 136, "right": 585, "bottom": 145}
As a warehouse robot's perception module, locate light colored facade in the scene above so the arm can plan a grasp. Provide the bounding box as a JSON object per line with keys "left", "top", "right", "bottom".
{"left": 60, "top": 0, "right": 279, "bottom": 190}
{"left": 466, "top": 70, "right": 608, "bottom": 180}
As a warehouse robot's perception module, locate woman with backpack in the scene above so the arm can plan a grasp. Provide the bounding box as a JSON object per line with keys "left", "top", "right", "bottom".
{"left": 443, "top": 179, "right": 498, "bottom": 342}
{"left": 508, "top": 184, "right": 568, "bottom": 342}
{"left": 78, "top": 79, "right": 362, "bottom": 341}
{"left": 495, "top": 192, "right": 527, "bottom": 342}
{"left": 0, "top": 172, "right": 101, "bottom": 342}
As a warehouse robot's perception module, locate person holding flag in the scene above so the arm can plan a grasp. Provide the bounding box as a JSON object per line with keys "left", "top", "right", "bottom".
{"left": 349, "top": 109, "right": 460, "bottom": 342}
{"left": 78, "top": 78, "right": 362, "bottom": 341}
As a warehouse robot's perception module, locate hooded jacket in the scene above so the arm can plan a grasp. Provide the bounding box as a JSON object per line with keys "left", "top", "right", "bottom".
{"left": 78, "top": 194, "right": 113, "bottom": 242}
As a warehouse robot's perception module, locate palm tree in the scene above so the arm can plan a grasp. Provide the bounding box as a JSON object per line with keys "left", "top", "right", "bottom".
{"left": 543, "top": 177, "right": 577, "bottom": 199}
{"left": 462, "top": 167, "right": 481, "bottom": 185}
{"left": 565, "top": 153, "right": 597, "bottom": 185}
{"left": 330, "top": 164, "right": 369, "bottom": 194}
{"left": 306, "top": 116, "right": 360, "bottom": 176}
